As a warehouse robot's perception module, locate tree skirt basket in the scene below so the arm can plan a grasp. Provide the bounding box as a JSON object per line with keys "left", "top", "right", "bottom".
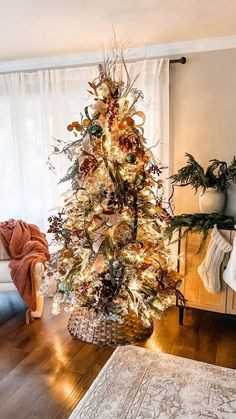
{"left": 67, "top": 307, "right": 153, "bottom": 346}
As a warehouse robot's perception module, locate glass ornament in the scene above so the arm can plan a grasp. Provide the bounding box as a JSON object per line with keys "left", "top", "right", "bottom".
{"left": 126, "top": 153, "right": 137, "bottom": 164}
{"left": 91, "top": 124, "right": 103, "bottom": 138}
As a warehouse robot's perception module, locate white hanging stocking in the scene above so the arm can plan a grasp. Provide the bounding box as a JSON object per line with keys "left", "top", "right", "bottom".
{"left": 198, "top": 226, "right": 232, "bottom": 294}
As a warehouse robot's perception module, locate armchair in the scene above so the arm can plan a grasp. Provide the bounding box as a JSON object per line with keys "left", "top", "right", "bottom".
{"left": 0, "top": 237, "right": 45, "bottom": 323}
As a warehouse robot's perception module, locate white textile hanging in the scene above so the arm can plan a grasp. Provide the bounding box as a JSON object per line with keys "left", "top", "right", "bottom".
{"left": 0, "top": 59, "right": 169, "bottom": 231}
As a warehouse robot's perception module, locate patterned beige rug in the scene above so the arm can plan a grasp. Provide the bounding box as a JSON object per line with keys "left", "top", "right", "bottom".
{"left": 70, "top": 345, "right": 236, "bottom": 419}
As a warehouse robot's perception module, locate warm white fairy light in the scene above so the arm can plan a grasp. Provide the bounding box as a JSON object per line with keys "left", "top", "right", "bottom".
{"left": 42, "top": 55, "right": 183, "bottom": 325}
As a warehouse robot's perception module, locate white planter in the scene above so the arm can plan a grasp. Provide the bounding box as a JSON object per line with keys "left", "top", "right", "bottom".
{"left": 199, "top": 188, "right": 226, "bottom": 213}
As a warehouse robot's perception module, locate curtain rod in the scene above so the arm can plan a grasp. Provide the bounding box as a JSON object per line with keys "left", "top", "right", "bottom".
{"left": 170, "top": 57, "right": 186, "bottom": 64}
{"left": 0, "top": 56, "right": 187, "bottom": 75}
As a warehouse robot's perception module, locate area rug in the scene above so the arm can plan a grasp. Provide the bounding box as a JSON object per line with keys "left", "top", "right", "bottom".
{"left": 69, "top": 345, "right": 236, "bottom": 419}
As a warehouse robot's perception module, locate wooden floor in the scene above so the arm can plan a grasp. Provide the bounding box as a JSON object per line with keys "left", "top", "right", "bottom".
{"left": 0, "top": 300, "right": 236, "bottom": 419}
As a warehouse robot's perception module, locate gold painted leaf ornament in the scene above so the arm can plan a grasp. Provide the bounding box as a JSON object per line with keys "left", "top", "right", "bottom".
{"left": 91, "top": 254, "right": 106, "bottom": 272}
{"left": 132, "top": 111, "right": 146, "bottom": 127}
{"left": 92, "top": 233, "right": 106, "bottom": 253}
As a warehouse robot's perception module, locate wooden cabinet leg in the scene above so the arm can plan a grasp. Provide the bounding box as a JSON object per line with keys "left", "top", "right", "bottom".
{"left": 178, "top": 306, "right": 184, "bottom": 325}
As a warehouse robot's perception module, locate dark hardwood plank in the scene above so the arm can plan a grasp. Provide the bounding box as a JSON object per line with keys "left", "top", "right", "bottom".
{"left": 0, "top": 310, "right": 26, "bottom": 340}
{"left": 0, "top": 341, "right": 29, "bottom": 381}
{"left": 0, "top": 299, "right": 235, "bottom": 419}
{"left": 20, "top": 369, "right": 83, "bottom": 419}
{"left": 0, "top": 346, "right": 58, "bottom": 406}
{"left": 66, "top": 342, "right": 111, "bottom": 374}
{"left": 144, "top": 306, "right": 180, "bottom": 353}
{"left": 194, "top": 311, "right": 224, "bottom": 365}
{"left": 216, "top": 315, "right": 236, "bottom": 369}
{"left": 170, "top": 308, "right": 201, "bottom": 360}
{"left": 55, "top": 347, "right": 114, "bottom": 419}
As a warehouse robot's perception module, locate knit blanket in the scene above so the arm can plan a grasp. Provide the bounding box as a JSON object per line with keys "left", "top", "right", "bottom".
{"left": 0, "top": 219, "right": 49, "bottom": 311}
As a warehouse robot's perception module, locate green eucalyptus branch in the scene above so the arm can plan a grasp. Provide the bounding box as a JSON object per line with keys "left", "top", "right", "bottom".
{"left": 165, "top": 213, "right": 236, "bottom": 253}
{"left": 170, "top": 153, "right": 236, "bottom": 193}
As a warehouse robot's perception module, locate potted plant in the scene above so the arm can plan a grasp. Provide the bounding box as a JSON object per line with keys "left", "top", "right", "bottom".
{"left": 170, "top": 153, "right": 236, "bottom": 213}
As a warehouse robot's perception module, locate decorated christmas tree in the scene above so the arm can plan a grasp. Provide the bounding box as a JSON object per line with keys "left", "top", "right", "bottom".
{"left": 45, "top": 51, "right": 184, "bottom": 343}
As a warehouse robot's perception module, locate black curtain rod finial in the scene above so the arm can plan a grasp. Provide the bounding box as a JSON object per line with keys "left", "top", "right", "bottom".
{"left": 179, "top": 56, "right": 186, "bottom": 64}
{"left": 170, "top": 56, "right": 186, "bottom": 65}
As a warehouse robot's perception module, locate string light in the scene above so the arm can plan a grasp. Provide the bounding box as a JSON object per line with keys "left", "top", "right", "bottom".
{"left": 42, "top": 51, "right": 184, "bottom": 324}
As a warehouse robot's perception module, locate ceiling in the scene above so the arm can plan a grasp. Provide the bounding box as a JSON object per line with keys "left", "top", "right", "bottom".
{"left": 1, "top": 0, "right": 236, "bottom": 61}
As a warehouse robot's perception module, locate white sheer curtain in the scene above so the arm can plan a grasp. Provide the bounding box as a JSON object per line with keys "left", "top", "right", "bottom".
{"left": 0, "top": 59, "right": 169, "bottom": 232}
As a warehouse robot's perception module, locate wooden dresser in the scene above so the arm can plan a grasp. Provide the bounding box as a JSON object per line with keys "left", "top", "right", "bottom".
{"left": 178, "top": 229, "right": 236, "bottom": 317}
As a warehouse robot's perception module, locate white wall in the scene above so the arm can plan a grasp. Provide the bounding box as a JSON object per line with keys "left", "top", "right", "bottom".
{"left": 170, "top": 48, "right": 236, "bottom": 215}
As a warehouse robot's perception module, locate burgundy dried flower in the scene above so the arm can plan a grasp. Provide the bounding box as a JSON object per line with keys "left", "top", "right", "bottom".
{"left": 117, "top": 133, "right": 145, "bottom": 157}
{"left": 80, "top": 156, "right": 98, "bottom": 175}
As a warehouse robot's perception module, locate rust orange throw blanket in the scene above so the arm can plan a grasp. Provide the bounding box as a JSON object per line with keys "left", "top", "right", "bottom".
{"left": 0, "top": 219, "right": 50, "bottom": 311}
